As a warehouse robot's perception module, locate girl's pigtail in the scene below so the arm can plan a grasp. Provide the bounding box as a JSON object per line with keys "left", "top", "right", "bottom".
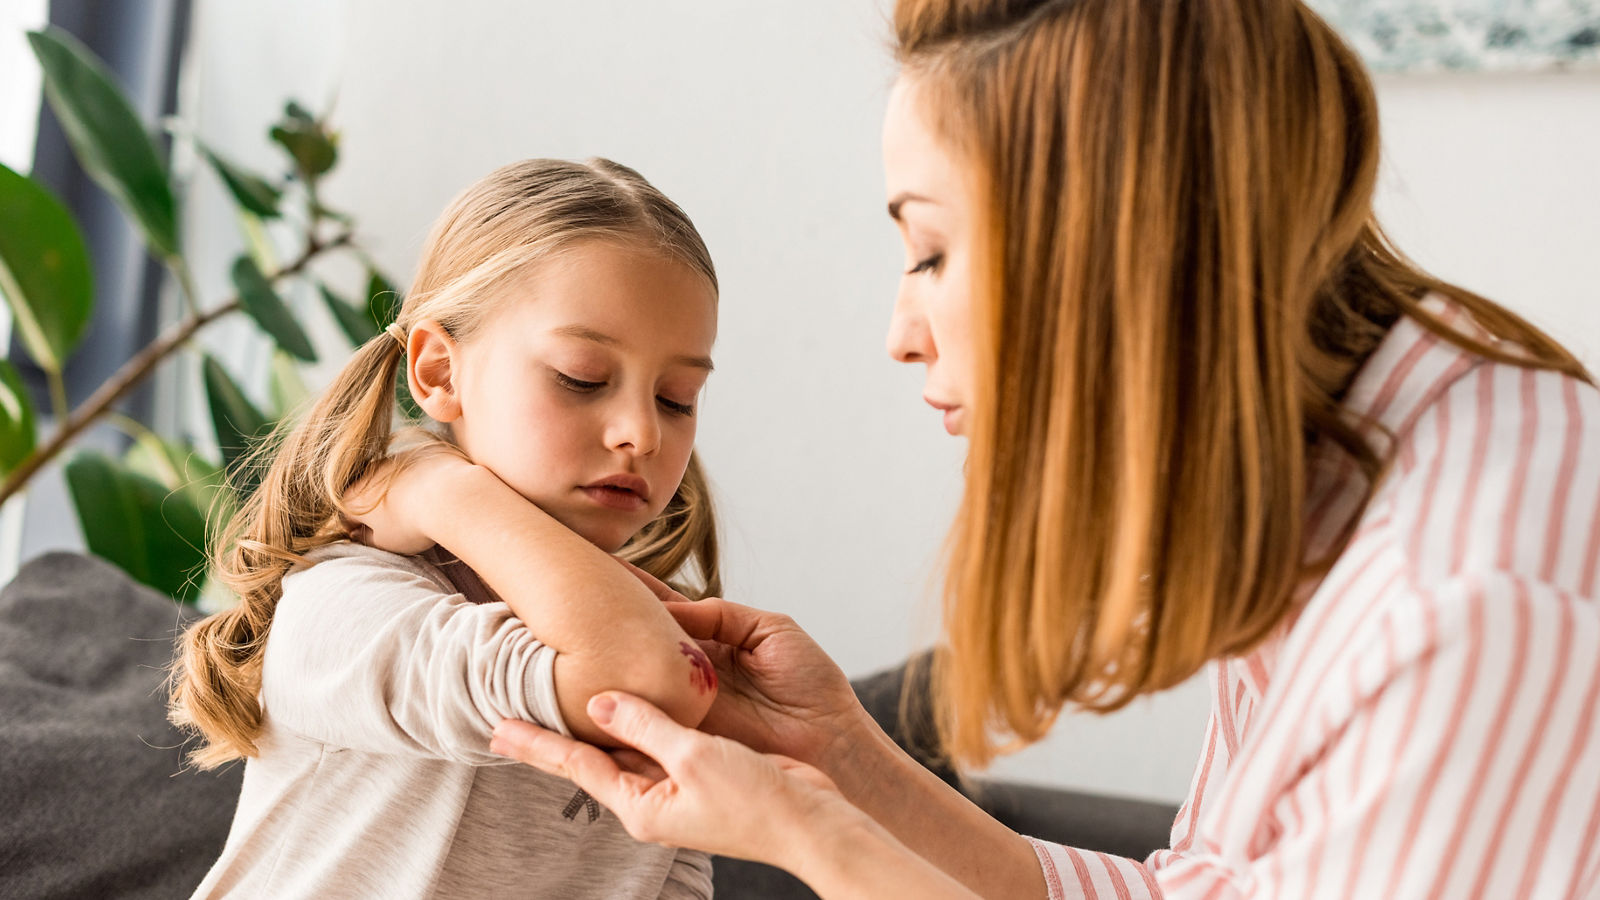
{"left": 621, "top": 450, "right": 721, "bottom": 600}
{"left": 170, "top": 332, "right": 408, "bottom": 768}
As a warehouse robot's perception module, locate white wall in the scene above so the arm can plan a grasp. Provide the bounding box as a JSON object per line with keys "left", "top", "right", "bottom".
{"left": 1373, "top": 71, "right": 1600, "bottom": 368}
{"left": 181, "top": 1, "right": 1600, "bottom": 804}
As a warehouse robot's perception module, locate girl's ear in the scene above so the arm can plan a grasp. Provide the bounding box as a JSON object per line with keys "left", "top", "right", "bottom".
{"left": 407, "top": 319, "right": 463, "bottom": 423}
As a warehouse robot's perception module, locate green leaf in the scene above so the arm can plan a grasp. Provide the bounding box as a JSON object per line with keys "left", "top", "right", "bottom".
{"left": 311, "top": 202, "right": 354, "bottom": 225}
{"left": 28, "top": 27, "right": 179, "bottom": 258}
{"left": 202, "top": 355, "right": 272, "bottom": 488}
{"left": 316, "top": 283, "right": 376, "bottom": 346}
{"left": 199, "top": 143, "right": 282, "bottom": 218}
{"left": 124, "top": 435, "right": 235, "bottom": 581}
{"left": 125, "top": 432, "right": 231, "bottom": 516}
{"left": 0, "top": 360, "right": 37, "bottom": 475}
{"left": 66, "top": 450, "right": 209, "bottom": 603}
{"left": 0, "top": 162, "right": 94, "bottom": 372}
{"left": 231, "top": 256, "right": 316, "bottom": 361}
{"left": 365, "top": 270, "right": 402, "bottom": 331}
{"left": 268, "top": 349, "right": 312, "bottom": 417}
{"left": 269, "top": 101, "right": 338, "bottom": 180}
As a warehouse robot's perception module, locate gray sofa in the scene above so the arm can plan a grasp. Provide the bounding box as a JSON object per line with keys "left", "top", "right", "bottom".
{"left": 0, "top": 552, "right": 1175, "bottom": 899}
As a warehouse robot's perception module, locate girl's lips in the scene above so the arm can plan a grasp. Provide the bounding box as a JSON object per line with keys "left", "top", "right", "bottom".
{"left": 579, "top": 485, "right": 648, "bottom": 511}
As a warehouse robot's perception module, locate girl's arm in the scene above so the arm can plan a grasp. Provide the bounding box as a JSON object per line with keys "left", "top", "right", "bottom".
{"left": 348, "top": 452, "right": 715, "bottom": 744}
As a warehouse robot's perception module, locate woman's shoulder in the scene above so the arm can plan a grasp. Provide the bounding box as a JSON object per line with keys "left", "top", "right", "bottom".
{"left": 1374, "top": 357, "right": 1600, "bottom": 596}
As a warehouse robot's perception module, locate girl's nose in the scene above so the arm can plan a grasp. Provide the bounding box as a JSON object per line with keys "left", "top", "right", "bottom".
{"left": 605, "top": 396, "right": 661, "bottom": 457}
{"left": 886, "top": 286, "right": 935, "bottom": 365}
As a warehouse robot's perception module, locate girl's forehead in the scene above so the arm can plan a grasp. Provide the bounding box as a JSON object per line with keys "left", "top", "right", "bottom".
{"left": 481, "top": 250, "right": 717, "bottom": 356}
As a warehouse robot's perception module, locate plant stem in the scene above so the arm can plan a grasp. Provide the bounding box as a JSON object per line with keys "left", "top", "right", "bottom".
{"left": 172, "top": 258, "right": 203, "bottom": 318}
{"left": 0, "top": 231, "right": 351, "bottom": 505}
{"left": 105, "top": 411, "right": 162, "bottom": 446}
{"left": 46, "top": 371, "right": 68, "bottom": 422}
{"left": 105, "top": 412, "right": 183, "bottom": 485}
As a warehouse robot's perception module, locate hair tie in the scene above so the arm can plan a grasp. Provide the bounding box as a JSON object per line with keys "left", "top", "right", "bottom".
{"left": 385, "top": 323, "right": 407, "bottom": 349}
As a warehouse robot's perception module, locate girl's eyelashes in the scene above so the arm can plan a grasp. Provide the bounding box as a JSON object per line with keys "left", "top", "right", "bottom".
{"left": 658, "top": 397, "right": 695, "bottom": 417}
{"left": 906, "top": 252, "right": 944, "bottom": 275}
{"left": 554, "top": 371, "right": 605, "bottom": 392}
{"left": 556, "top": 369, "right": 697, "bottom": 416}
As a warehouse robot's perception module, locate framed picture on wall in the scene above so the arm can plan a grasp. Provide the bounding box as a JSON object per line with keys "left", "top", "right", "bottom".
{"left": 1307, "top": 0, "right": 1600, "bottom": 72}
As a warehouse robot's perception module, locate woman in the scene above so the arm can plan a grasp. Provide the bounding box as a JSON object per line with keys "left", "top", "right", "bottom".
{"left": 491, "top": 0, "right": 1600, "bottom": 896}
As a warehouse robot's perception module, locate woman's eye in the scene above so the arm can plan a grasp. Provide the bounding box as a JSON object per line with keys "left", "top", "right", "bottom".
{"left": 555, "top": 372, "right": 605, "bottom": 392}
{"left": 658, "top": 396, "right": 695, "bottom": 417}
{"left": 906, "top": 253, "right": 944, "bottom": 275}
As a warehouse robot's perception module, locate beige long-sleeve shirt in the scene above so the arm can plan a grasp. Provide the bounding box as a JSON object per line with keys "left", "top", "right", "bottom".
{"left": 191, "top": 542, "right": 712, "bottom": 899}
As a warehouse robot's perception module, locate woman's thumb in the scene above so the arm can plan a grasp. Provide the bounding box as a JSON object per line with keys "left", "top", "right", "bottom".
{"left": 588, "top": 692, "right": 687, "bottom": 761}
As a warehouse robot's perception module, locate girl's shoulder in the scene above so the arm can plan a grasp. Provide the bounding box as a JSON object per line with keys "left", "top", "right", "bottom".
{"left": 280, "top": 541, "right": 460, "bottom": 607}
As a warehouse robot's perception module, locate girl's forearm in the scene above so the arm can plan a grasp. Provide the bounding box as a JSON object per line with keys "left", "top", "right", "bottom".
{"left": 819, "top": 718, "right": 1047, "bottom": 899}
{"left": 423, "top": 463, "right": 711, "bottom": 738}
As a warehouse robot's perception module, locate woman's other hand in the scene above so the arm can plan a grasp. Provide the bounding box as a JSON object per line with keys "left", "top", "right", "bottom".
{"left": 663, "top": 597, "right": 874, "bottom": 773}
{"left": 492, "top": 695, "right": 978, "bottom": 898}
{"left": 341, "top": 441, "right": 475, "bottom": 556}
{"left": 492, "top": 693, "right": 847, "bottom": 867}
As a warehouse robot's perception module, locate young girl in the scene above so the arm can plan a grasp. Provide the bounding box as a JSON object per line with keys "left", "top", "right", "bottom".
{"left": 171, "top": 158, "right": 724, "bottom": 898}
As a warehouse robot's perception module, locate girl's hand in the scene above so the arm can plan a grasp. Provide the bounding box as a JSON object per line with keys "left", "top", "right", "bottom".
{"left": 491, "top": 693, "right": 857, "bottom": 869}
{"left": 342, "top": 443, "right": 476, "bottom": 556}
{"left": 662, "top": 597, "right": 875, "bottom": 773}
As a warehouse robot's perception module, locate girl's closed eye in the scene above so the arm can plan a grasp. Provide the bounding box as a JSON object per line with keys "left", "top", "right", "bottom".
{"left": 907, "top": 252, "right": 944, "bottom": 275}
{"left": 658, "top": 395, "right": 695, "bottom": 417}
{"left": 554, "top": 371, "right": 606, "bottom": 392}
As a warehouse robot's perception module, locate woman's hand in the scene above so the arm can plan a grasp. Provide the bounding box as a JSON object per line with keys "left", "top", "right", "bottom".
{"left": 493, "top": 694, "right": 979, "bottom": 898}
{"left": 341, "top": 442, "right": 475, "bottom": 556}
{"left": 663, "top": 597, "right": 875, "bottom": 774}
{"left": 492, "top": 693, "right": 850, "bottom": 867}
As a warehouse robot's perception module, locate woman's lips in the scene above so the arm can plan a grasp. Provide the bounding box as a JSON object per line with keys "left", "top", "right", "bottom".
{"left": 924, "top": 395, "right": 962, "bottom": 435}
{"left": 942, "top": 407, "right": 963, "bottom": 435}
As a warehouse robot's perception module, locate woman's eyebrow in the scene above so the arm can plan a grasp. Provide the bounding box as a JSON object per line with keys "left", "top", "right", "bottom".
{"left": 887, "top": 191, "right": 936, "bottom": 221}
{"left": 552, "top": 324, "right": 714, "bottom": 372}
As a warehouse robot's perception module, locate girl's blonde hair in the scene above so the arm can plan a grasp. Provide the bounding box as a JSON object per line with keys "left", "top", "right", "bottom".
{"left": 894, "top": 0, "right": 1591, "bottom": 766}
{"left": 171, "top": 158, "right": 721, "bottom": 768}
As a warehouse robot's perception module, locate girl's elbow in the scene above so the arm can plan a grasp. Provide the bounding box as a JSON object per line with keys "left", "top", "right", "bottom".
{"left": 554, "top": 640, "right": 716, "bottom": 743}
{"left": 632, "top": 639, "right": 717, "bottom": 728}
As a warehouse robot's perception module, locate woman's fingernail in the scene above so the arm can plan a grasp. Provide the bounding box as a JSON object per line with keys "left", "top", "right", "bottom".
{"left": 489, "top": 737, "right": 507, "bottom": 757}
{"left": 589, "top": 694, "right": 617, "bottom": 726}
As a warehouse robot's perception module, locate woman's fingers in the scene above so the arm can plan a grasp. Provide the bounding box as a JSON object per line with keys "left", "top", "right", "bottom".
{"left": 491, "top": 719, "right": 658, "bottom": 804}
{"left": 587, "top": 692, "right": 698, "bottom": 767}
{"left": 663, "top": 596, "right": 771, "bottom": 649}
{"left": 492, "top": 694, "right": 701, "bottom": 813}
{"left": 612, "top": 747, "right": 668, "bottom": 781}
{"left": 495, "top": 697, "right": 854, "bottom": 868}
{"left": 614, "top": 557, "right": 690, "bottom": 604}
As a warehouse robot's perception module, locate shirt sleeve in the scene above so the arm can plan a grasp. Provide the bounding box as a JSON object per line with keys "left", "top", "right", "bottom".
{"left": 656, "top": 849, "right": 714, "bottom": 899}
{"left": 259, "top": 547, "right": 570, "bottom": 764}
{"left": 1026, "top": 573, "right": 1600, "bottom": 899}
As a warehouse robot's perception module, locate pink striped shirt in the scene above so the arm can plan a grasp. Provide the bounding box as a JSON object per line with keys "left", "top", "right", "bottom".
{"left": 1029, "top": 300, "right": 1600, "bottom": 899}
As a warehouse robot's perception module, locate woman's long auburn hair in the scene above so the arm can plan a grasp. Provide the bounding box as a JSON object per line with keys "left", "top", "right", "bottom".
{"left": 895, "top": 0, "right": 1591, "bottom": 767}
{"left": 170, "top": 158, "right": 722, "bottom": 769}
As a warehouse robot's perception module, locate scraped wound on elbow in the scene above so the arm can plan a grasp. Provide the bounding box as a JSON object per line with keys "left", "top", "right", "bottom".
{"left": 680, "top": 641, "right": 717, "bottom": 695}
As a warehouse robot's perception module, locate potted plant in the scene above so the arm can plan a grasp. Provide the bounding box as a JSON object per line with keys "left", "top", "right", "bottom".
{"left": 0, "top": 26, "right": 406, "bottom": 604}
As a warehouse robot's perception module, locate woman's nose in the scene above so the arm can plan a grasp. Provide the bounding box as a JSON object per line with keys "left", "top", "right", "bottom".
{"left": 886, "top": 286, "right": 935, "bottom": 364}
